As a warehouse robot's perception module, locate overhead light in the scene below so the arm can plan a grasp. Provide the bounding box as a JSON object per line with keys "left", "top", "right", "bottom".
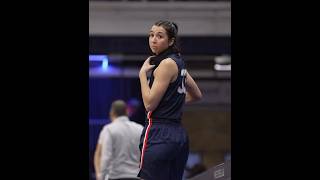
{"left": 214, "top": 55, "right": 231, "bottom": 71}
{"left": 89, "top": 55, "right": 109, "bottom": 71}
{"left": 89, "top": 55, "right": 108, "bottom": 61}
{"left": 214, "top": 55, "right": 231, "bottom": 65}
{"left": 214, "top": 64, "right": 231, "bottom": 71}
{"left": 102, "top": 58, "right": 109, "bottom": 70}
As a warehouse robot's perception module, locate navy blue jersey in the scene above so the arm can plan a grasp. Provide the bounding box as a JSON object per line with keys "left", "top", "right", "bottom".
{"left": 148, "top": 53, "right": 186, "bottom": 123}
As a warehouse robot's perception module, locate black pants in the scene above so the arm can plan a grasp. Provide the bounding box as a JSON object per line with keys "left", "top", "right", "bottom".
{"left": 138, "top": 122, "right": 189, "bottom": 180}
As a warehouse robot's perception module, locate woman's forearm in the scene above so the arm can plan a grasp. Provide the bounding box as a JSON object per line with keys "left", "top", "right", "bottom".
{"left": 139, "top": 72, "right": 152, "bottom": 111}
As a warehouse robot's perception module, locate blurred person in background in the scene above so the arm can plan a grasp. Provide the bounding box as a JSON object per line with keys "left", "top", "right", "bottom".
{"left": 94, "top": 100, "right": 143, "bottom": 180}
{"left": 126, "top": 97, "right": 145, "bottom": 126}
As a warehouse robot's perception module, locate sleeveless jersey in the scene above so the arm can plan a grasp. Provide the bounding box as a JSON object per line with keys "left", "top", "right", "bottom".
{"left": 148, "top": 53, "right": 187, "bottom": 123}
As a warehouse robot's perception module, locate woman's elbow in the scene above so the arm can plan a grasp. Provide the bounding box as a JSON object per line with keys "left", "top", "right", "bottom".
{"left": 145, "top": 104, "right": 156, "bottom": 112}
{"left": 145, "top": 106, "right": 152, "bottom": 112}
{"left": 194, "top": 89, "right": 203, "bottom": 100}
{"left": 186, "top": 91, "right": 202, "bottom": 103}
{"left": 195, "top": 93, "right": 202, "bottom": 101}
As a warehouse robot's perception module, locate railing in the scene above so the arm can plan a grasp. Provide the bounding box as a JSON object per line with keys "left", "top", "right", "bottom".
{"left": 188, "top": 159, "right": 231, "bottom": 180}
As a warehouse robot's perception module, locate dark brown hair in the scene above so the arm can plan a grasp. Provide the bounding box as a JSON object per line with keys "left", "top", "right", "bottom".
{"left": 154, "top": 20, "right": 181, "bottom": 53}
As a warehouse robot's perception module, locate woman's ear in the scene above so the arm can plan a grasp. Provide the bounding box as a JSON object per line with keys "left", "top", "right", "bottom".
{"left": 169, "top": 38, "right": 175, "bottom": 46}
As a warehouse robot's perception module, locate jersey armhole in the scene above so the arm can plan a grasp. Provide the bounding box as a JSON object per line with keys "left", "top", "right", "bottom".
{"left": 167, "top": 57, "right": 180, "bottom": 84}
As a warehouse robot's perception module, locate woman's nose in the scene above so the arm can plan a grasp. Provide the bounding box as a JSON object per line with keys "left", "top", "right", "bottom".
{"left": 151, "top": 37, "right": 157, "bottom": 43}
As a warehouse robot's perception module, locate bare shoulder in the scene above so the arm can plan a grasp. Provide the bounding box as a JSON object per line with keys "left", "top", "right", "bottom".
{"left": 154, "top": 58, "right": 178, "bottom": 76}
{"left": 153, "top": 58, "right": 179, "bottom": 82}
{"left": 158, "top": 58, "right": 177, "bottom": 70}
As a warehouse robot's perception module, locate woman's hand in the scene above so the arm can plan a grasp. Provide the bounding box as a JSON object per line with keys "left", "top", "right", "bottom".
{"left": 139, "top": 56, "right": 155, "bottom": 76}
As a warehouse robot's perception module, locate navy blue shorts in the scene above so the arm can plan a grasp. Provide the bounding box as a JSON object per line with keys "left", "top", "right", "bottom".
{"left": 138, "top": 115, "right": 189, "bottom": 180}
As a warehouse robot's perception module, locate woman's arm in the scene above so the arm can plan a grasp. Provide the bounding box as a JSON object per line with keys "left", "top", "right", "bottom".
{"left": 93, "top": 143, "right": 101, "bottom": 180}
{"left": 185, "top": 71, "right": 202, "bottom": 103}
{"left": 139, "top": 57, "right": 178, "bottom": 112}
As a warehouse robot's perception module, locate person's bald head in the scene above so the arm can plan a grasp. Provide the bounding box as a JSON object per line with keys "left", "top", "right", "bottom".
{"left": 109, "top": 100, "right": 128, "bottom": 121}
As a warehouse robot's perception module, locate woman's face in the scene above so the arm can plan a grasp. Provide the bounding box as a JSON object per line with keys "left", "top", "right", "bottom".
{"left": 149, "top": 25, "right": 173, "bottom": 55}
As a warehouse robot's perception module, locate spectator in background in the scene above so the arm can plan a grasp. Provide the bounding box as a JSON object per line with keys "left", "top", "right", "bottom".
{"left": 94, "top": 100, "right": 143, "bottom": 180}
{"left": 126, "top": 98, "right": 145, "bottom": 126}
